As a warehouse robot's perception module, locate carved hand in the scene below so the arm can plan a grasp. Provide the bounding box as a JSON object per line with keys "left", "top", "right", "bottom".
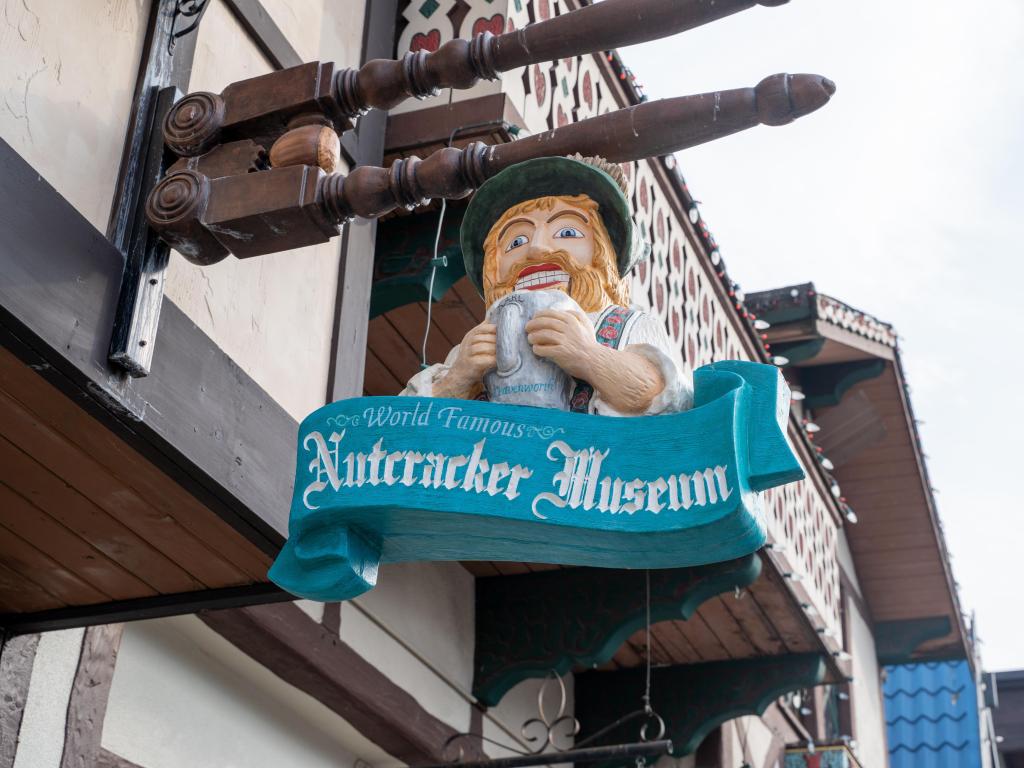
{"left": 434, "top": 321, "right": 497, "bottom": 399}
{"left": 525, "top": 309, "right": 601, "bottom": 380}
{"left": 526, "top": 308, "right": 665, "bottom": 414}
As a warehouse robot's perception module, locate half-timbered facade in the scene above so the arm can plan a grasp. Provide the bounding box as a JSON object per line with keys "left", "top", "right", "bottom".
{"left": 0, "top": 2, "right": 970, "bottom": 767}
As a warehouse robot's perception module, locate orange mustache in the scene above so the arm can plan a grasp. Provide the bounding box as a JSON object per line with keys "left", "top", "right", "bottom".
{"left": 489, "top": 250, "right": 609, "bottom": 313}
{"left": 496, "top": 250, "right": 587, "bottom": 291}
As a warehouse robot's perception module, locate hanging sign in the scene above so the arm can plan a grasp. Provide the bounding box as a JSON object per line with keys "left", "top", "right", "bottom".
{"left": 269, "top": 360, "right": 803, "bottom": 601}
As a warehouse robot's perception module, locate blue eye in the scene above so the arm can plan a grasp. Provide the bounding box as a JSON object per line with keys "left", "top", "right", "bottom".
{"left": 506, "top": 234, "right": 529, "bottom": 251}
{"left": 555, "top": 226, "right": 583, "bottom": 239}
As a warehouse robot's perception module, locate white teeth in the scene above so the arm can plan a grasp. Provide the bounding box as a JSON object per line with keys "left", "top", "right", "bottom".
{"left": 514, "top": 269, "right": 570, "bottom": 291}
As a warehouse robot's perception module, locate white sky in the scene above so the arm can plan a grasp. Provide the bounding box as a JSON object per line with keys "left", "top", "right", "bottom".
{"left": 624, "top": 0, "right": 1024, "bottom": 671}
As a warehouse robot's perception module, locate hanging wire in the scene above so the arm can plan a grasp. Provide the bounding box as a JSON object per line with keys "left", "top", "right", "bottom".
{"left": 643, "top": 569, "right": 652, "bottom": 714}
{"left": 420, "top": 113, "right": 519, "bottom": 368}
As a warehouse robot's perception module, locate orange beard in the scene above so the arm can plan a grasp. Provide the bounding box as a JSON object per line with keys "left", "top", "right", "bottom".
{"left": 485, "top": 250, "right": 613, "bottom": 313}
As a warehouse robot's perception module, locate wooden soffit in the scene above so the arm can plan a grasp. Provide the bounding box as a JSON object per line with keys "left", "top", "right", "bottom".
{"left": 470, "top": 553, "right": 842, "bottom": 708}
{"left": 0, "top": 137, "right": 295, "bottom": 632}
{"left": 748, "top": 284, "right": 966, "bottom": 661}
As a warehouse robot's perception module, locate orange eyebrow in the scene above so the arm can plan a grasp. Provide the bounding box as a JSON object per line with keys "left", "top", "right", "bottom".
{"left": 498, "top": 217, "right": 533, "bottom": 241}
{"left": 547, "top": 210, "right": 589, "bottom": 225}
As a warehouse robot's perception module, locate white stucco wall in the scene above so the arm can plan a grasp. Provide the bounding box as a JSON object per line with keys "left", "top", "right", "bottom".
{"left": 0, "top": 0, "right": 149, "bottom": 231}
{"left": 162, "top": 0, "right": 369, "bottom": 420}
{"left": 101, "top": 615, "right": 397, "bottom": 768}
{"left": 847, "top": 598, "right": 889, "bottom": 768}
{"left": 722, "top": 716, "right": 782, "bottom": 768}
{"left": 339, "top": 562, "right": 555, "bottom": 757}
{"left": 12, "top": 627, "right": 85, "bottom": 768}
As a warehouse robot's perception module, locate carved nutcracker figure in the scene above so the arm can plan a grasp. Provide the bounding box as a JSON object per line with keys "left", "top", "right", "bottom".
{"left": 403, "top": 155, "right": 693, "bottom": 417}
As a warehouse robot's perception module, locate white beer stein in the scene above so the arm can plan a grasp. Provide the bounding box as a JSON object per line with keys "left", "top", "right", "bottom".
{"left": 484, "top": 290, "right": 580, "bottom": 409}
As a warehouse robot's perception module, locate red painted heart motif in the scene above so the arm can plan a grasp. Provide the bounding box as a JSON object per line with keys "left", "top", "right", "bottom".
{"left": 533, "top": 65, "right": 547, "bottom": 105}
{"left": 472, "top": 14, "right": 504, "bottom": 37}
{"left": 582, "top": 71, "right": 593, "bottom": 109}
{"left": 556, "top": 104, "right": 568, "bottom": 127}
{"left": 411, "top": 29, "right": 441, "bottom": 53}
{"left": 539, "top": 0, "right": 551, "bottom": 20}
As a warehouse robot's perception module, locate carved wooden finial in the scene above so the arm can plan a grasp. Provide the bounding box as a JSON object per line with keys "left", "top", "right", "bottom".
{"left": 269, "top": 123, "right": 341, "bottom": 173}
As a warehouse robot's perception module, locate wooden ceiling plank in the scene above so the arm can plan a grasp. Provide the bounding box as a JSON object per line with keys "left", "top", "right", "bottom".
{"left": 611, "top": 638, "right": 644, "bottom": 667}
{"left": 675, "top": 610, "right": 731, "bottom": 661}
{"left": 451, "top": 277, "right": 486, "bottom": 323}
{"left": 832, "top": 461, "right": 920, "bottom": 480}
{"left": 363, "top": 346, "right": 405, "bottom": 396}
{"left": 0, "top": 559, "right": 62, "bottom": 613}
{"left": 648, "top": 620, "right": 700, "bottom": 665}
{"left": 0, "top": 524, "right": 108, "bottom": 606}
{"left": 664, "top": 620, "right": 703, "bottom": 663}
{"left": 746, "top": 578, "right": 817, "bottom": 654}
{"left": 0, "top": 483, "right": 153, "bottom": 599}
{"left": 460, "top": 561, "right": 502, "bottom": 576}
{"left": 848, "top": 534, "right": 938, "bottom": 552}
{"left": 421, "top": 298, "right": 476, "bottom": 352}
{"left": 0, "top": 348, "right": 271, "bottom": 580}
{"left": 624, "top": 627, "right": 674, "bottom": 667}
{"left": 385, "top": 303, "right": 453, "bottom": 366}
{"left": 0, "top": 390, "right": 249, "bottom": 589}
{"left": 721, "top": 590, "right": 787, "bottom": 656}
{"left": 488, "top": 562, "right": 533, "bottom": 576}
{"left": 698, "top": 596, "right": 761, "bottom": 659}
{"left": 0, "top": 434, "right": 201, "bottom": 594}
{"left": 367, "top": 315, "right": 424, "bottom": 389}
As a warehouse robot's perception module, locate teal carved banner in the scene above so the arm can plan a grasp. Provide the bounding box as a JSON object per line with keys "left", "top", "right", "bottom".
{"left": 269, "top": 361, "right": 803, "bottom": 601}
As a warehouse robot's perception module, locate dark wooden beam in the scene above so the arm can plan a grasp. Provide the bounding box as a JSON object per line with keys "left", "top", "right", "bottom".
{"left": 0, "top": 633, "right": 40, "bottom": 768}
{"left": 327, "top": 0, "right": 398, "bottom": 401}
{"left": 0, "top": 584, "right": 289, "bottom": 636}
{"left": 473, "top": 556, "right": 762, "bottom": 707}
{"left": 199, "top": 602, "right": 484, "bottom": 764}
{"left": 107, "top": 0, "right": 202, "bottom": 377}
{"left": 223, "top": 0, "right": 302, "bottom": 70}
{"left": 0, "top": 136, "right": 293, "bottom": 561}
{"left": 576, "top": 654, "right": 830, "bottom": 758}
{"left": 61, "top": 625, "right": 124, "bottom": 768}
{"left": 384, "top": 93, "right": 526, "bottom": 156}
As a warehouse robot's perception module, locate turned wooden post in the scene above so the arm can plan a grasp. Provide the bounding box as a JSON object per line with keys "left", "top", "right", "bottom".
{"left": 146, "top": 73, "right": 834, "bottom": 264}
{"left": 319, "top": 74, "right": 836, "bottom": 223}
{"left": 159, "top": 0, "right": 795, "bottom": 156}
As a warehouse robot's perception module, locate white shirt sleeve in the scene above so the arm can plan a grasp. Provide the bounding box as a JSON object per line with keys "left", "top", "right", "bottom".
{"left": 400, "top": 346, "right": 461, "bottom": 397}
{"left": 588, "top": 311, "right": 694, "bottom": 417}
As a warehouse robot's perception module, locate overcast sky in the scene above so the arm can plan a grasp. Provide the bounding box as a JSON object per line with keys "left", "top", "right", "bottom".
{"left": 624, "top": 0, "right": 1024, "bottom": 671}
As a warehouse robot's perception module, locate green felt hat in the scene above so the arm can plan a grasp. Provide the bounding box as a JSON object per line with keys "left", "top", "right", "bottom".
{"left": 460, "top": 156, "right": 650, "bottom": 297}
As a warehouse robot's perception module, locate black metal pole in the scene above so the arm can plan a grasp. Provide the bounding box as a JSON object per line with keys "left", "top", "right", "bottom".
{"left": 415, "top": 740, "right": 674, "bottom": 768}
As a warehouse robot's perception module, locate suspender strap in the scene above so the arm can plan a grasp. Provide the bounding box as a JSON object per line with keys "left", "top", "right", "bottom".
{"left": 570, "top": 306, "right": 636, "bottom": 413}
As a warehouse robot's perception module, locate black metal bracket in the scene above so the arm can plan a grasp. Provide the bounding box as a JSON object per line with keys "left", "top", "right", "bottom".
{"left": 108, "top": 86, "right": 180, "bottom": 377}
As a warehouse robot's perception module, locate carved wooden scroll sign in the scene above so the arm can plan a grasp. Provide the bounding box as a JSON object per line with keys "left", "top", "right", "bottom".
{"left": 269, "top": 362, "right": 804, "bottom": 601}
{"left": 143, "top": 0, "right": 834, "bottom": 265}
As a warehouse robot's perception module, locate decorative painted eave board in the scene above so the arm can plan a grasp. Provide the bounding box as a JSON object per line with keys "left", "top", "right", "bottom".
{"left": 811, "top": 356, "right": 967, "bottom": 661}
{"left": 747, "top": 283, "right": 899, "bottom": 362}
{"left": 472, "top": 555, "right": 762, "bottom": 706}
{"left": 575, "top": 653, "right": 830, "bottom": 758}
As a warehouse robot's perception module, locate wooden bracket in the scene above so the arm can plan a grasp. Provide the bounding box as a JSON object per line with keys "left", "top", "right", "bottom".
{"left": 472, "top": 555, "right": 762, "bottom": 707}
{"left": 575, "top": 653, "right": 829, "bottom": 758}
{"left": 138, "top": 0, "right": 833, "bottom": 267}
